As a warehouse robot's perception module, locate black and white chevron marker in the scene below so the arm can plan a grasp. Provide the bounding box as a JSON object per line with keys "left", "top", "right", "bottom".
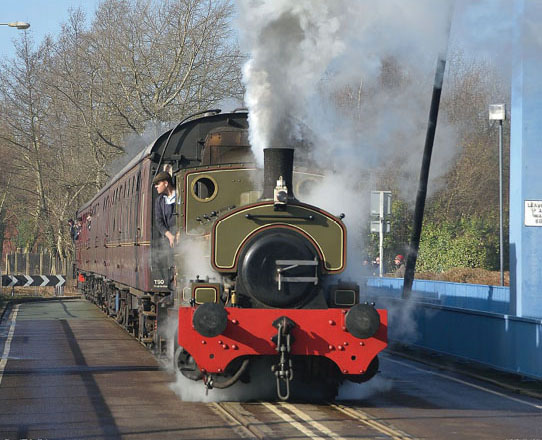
{"left": 1, "top": 274, "right": 66, "bottom": 287}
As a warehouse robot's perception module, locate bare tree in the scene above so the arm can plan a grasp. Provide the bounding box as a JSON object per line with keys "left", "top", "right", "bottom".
{"left": 0, "top": 0, "right": 244, "bottom": 258}
{"left": 45, "top": 0, "right": 243, "bottom": 186}
{"left": 76, "top": 0, "right": 243, "bottom": 130}
{"left": 0, "top": 34, "right": 57, "bottom": 252}
{"left": 437, "top": 50, "right": 510, "bottom": 219}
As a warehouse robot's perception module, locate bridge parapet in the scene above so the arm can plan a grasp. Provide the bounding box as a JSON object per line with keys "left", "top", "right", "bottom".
{"left": 365, "top": 277, "right": 510, "bottom": 314}
{"left": 365, "top": 278, "right": 540, "bottom": 381}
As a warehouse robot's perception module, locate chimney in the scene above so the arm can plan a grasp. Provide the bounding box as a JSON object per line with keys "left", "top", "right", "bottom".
{"left": 262, "top": 148, "right": 294, "bottom": 200}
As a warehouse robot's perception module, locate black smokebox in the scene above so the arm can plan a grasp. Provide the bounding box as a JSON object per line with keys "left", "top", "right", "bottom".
{"left": 262, "top": 148, "right": 294, "bottom": 200}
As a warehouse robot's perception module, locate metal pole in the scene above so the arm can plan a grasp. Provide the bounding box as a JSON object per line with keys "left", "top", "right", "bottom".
{"left": 379, "top": 192, "right": 384, "bottom": 277}
{"left": 499, "top": 120, "right": 504, "bottom": 286}
{"left": 403, "top": 0, "right": 454, "bottom": 298}
{"left": 403, "top": 57, "right": 446, "bottom": 298}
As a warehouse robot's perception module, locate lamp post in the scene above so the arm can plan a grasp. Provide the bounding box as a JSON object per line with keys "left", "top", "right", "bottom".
{"left": 489, "top": 103, "right": 506, "bottom": 286}
{"left": 0, "top": 22, "right": 30, "bottom": 30}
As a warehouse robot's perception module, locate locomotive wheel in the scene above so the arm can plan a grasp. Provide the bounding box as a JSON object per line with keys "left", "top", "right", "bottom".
{"left": 129, "top": 309, "right": 139, "bottom": 337}
{"left": 106, "top": 289, "right": 115, "bottom": 317}
{"left": 138, "top": 311, "right": 145, "bottom": 341}
{"left": 174, "top": 347, "right": 203, "bottom": 381}
{"left": 116, "top": 299, "right": 126, "bottom": 325}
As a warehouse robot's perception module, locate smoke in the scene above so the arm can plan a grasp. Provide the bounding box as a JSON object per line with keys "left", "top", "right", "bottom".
{"left": 106, "top": 120, "right": 171, "bottom": 181}
{"left": 377, "top": 296, "right": 420, "bottom": 342}
{"left": 238, "top": 0, "right": 347, "bottom": 163}
{"left": 237, "top": 0, "right": 455, "bottom": 182}
{"left": 337, "top": 375, "right": 392, "bottom": 401}
{"left": 235, "top": 1, "right": 462, "bottom": 292}
{"left": 175, "top": 236, "right": 217, "bottom": 287}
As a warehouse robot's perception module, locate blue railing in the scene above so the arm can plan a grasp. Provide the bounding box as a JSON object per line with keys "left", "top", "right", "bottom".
{"left": 363, "top": 277, "right": 542, "bottom": 380}
{"left": 366, "top": 277, "right": 510, "bottom": 314}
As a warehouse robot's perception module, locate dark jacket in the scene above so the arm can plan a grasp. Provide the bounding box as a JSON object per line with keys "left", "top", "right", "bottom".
{"left": 155, "top": 194, "right": 176, "bottom": 236}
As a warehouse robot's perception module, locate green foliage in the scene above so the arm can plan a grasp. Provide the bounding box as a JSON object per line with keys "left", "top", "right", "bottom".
{"left": 417, "top": 217, "right": 500, "bottom": 272}
{"left": 365, "top": 196, "right": 504, "bottom": 273}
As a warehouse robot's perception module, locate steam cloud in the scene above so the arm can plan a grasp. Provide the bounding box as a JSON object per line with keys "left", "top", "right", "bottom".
{"left": 237, "top": 0, "right": 454, "bottom": 175}
{"left": 236, "top": 0, "right": 461, "bottom": 270}
{"left": 239, "top": 0, "right": 347, "bottom": 163}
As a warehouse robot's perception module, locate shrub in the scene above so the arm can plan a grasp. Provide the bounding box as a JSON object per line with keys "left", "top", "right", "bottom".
{"left": 417, "top": 217, "right": 500, "bottom": 272}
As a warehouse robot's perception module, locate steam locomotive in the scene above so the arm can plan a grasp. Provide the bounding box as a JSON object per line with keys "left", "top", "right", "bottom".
{"left": 76, "top": 110, "right": 387, "bottom": 400}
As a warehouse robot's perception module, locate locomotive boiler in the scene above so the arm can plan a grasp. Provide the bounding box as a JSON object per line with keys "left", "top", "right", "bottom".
{"left": 75, "top": 110, "right": 387, "bottom": 400}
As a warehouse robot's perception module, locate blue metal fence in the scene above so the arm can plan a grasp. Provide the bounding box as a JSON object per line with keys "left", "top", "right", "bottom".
{"left": 363, "top": 277, "right": 542, "bottom": 380}
{"left": 366, "top": 277, "right": 510, "bottom": 314}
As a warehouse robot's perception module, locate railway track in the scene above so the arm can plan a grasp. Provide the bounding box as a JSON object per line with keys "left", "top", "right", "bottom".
{"left": 212, "top": 401, "right": 414, "bottom": 439}
{"left": 2, "top": 299, "right": 540, "bottom": 439}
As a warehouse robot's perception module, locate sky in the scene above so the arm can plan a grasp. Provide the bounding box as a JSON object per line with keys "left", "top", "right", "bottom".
{"left": 0, "top": 0, "right": 516, "bottom": 66}
{"left": 0, "top": 0, "right": 101, "bottom": 59}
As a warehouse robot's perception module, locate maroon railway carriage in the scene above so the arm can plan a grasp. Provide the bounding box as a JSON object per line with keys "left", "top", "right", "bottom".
{"left": 76, "top": 110, "right": 253, "bottom": 341}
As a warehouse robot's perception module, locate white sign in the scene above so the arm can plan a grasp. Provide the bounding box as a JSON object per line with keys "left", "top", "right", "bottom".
{"left": 525, "top": 200, "right": 542, "bottom": 226}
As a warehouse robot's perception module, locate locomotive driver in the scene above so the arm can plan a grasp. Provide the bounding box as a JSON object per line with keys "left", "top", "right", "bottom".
{"left": 153, "top": 171, "right": 177, "bottom": 247}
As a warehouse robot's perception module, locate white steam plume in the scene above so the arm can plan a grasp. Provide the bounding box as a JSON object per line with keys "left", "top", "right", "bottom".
{"left": 337, "top": 375, "right": 393, "bottom": 401}
{"left": 237, "top": 0, "right": 459, "bottom": 280}
{"left": 238, "top": 0, "right": 347, "bottom": 164}
{"left": 107, "top": 120, "right": 169, "bottom": 179}
{"left": 175, "top": 236, "right": 216, "bottom": 285}
{"left": 237, "top": 0, "right": 454, "bottom": 169}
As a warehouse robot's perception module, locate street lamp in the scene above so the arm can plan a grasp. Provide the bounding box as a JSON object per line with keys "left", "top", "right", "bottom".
{"left": 489, "top": 103, "right": 506, "bottom": 286}
{"left": 0, "top": 22, "right": 30, "bottom": 30}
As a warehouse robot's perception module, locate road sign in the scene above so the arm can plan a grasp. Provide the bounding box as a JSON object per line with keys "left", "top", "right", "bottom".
{"left": 370, "top": 191, "right": 392, "bottom": 277}
{"left": 370, "top": 191, "right": 392, "bottom": 218}
{"left": 1, "top": 274, "right": 66, "bottom": 287}
{"left": 370, "top": 220, "right": 391, "bottom": 233}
